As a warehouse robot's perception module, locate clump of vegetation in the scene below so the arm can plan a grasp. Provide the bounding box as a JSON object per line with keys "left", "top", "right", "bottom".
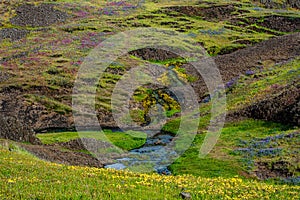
{"left": 24, "top": 94, "right": 72, "bottom": 114}
{"left": 37, "top": 130, "right": 147, "bottom": 151}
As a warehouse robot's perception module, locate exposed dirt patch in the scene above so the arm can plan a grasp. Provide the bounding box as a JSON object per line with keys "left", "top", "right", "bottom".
{"left": 10, "top": 3, "right": 68, "bottom": 27}
{"left": 58, "top": 138, "right": 129, "bottom": 164}
{"left": 219, "top": 33, "right": 300, "bottom": 125}
{"left": 253, "top": 0, "right": 300, "bottom": 9}
{"left": 0, "top": 87, "right": 73, "bottom": 132}
{"left": 59, "top": 138, "right": 114, "bottom": 151}
{"left": 129, "top": 48, "right": 180, "bottom": 61}
{"left": 21, "top": 143, "right": 103, "bottom": 168}
{"left": 0, "top": 28, "right": 29, "bottom": 41}
{"left": 231, "top": 15, "right": 300, "bottom": 33}
{"left": 231, "top": 81, "right": 300, "bottom": 126}
{"left": 254, "top": 160, "right": 297, "bottom": 179}
{"left": 259, "top": 15, "right": 300, "bottom": 32}
{"left": 164, "top": 4, "right": 248, "bottom": 21}
{"left": 215, "top": 32, "right": 300, "bottom": 82}
{"left": 0, "top": 114, "right": 41, "bottom": 144}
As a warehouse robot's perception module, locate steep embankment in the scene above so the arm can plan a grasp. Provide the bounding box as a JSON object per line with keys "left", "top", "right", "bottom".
{"left": 0, "top": 144, "right": 299, "bottom": 199}
{"left": 0, "top": 0, "right": 299, "bottom": 133}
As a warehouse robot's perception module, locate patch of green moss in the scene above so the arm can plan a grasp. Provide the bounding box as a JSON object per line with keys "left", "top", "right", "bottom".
{"left": 24, "top": 94, "right": 72, "bottom": 114}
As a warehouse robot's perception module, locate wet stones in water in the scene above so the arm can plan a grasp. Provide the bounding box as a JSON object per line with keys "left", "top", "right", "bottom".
{"left": 0, "top": 28, "right": 29, "bottom": 41}
{"left": 104, "top": 163, "right": 126, "bottom": 170}
{"left": 156, "top": 166, "right": 171, "bottom": 175}
{"left": 103, "top": 133, "right": 175, "bottom": 174}
{"left": 10, "top": 4, "right": 68, "bottom": 27}
{"left": 143, "top": 134, "right": 173, "bottom": 146}
{"left": 180, "top": 192, "right": 192, "bottom": 199}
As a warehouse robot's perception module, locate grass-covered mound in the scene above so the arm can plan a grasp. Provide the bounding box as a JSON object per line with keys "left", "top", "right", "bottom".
{"left": 0, "top": 144, "right": 299, "bottom": 199}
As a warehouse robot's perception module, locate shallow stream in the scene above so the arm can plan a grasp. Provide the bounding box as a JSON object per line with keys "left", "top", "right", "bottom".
{"left": 104, "top": 132, "right": 175, "bottom": 175}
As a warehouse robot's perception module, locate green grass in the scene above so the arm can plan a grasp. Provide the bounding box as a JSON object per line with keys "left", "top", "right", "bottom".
{"left": 24, "top": 94, "right": 72, "bottom": 114}
{"left": 217, "top": 119, "right": 292, "bottom": 147}
{"left": 162, "top": 56, "right": 299, "bottom": 179}
{"left": 1, "top": 0, "right": 298, "bottom": 116}
{"left": 0, "top": 0, "right": 299, "bottom": 198}
{"left": 227, "top": 58, "right": 300, "bottom": 111}
{"left": 0, "top": 145, "right": 299, "bottom": 199}
{"left": 170, "top": 133, "right": 242, "bottom": 178}
{"left": 37, "top": 130, "right": 147, "bottom": 151}
{"left": 169, "top": 119, "right": 295, "bottom": 178}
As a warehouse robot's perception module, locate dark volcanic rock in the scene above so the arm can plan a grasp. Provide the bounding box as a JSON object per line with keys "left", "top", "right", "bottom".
{"left": 259, "top": 15, "right": 300, "bottom": 33}
{"left": 167, "top": 5, "right": 234, "bottom": 20}
{"left": 0, "top": 87, "right": 73, "bottom": 132}
{"left": 129, "top": 48, "right": 180, "bottom": 61}
{"left": 163, "top": 4, "right": 249, "bottom": 21}
{"left": 254, "top": 160, "right": 297, "bottom": 179}
{"left": 234, "top": 82, "right": 300, "bottom": 126}
{"left": 59, "top": 138, "right": 115, "bottom": 152}
{"left": 21, "top": 143, "right": 103, "bottom": 168}
{"left": 10, "top": 3, "right": 68, "bottom": 27}
{"left": 216, "top": 32, "right": 300, "bottom": 81}
{"left": 0, "top": 115, "right": 41, "bottom": 144}
{"left": 258, "top": 0, "right": 300, "bottom": 9}
{"left": 0, "top": 28, "right": 29, "bottom": 41}
{"left": 58, "top": 138, "right": 128, "bottom": 164}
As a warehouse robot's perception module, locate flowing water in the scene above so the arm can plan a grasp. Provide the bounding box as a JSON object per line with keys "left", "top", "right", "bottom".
{"left": 104, "top": 132, "right": 175, "bottom": 175}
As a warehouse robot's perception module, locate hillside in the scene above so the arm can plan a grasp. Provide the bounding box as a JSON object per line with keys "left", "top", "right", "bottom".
{"left": 0, "top": 143, "right": 299, "bottom": 199}
{"left": 0, "top": 0, "right": 299, "bottom": 199}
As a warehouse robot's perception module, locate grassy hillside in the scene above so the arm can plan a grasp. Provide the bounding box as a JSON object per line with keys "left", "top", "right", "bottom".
{"left": 0, "top": 0, "right": 299, "bottom": 199}
{"left": 0, "top": 144, "right": 299, "bottom": 199}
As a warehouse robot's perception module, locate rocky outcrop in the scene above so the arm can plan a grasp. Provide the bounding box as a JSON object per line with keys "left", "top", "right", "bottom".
{"left": 10, "top": 3, "right": 68, "bottom": 27}
{"left": 0, "top": 87, "right": 73, "bottom": 133}
{"left": 258, "top": 0, "right": 300, "bottom": 9}
{"left": 21, "top": 143, "right": 103, "bottom": 168}
{"left": 0, "top": 28, "right": 29, "bottom": 41}
{"left": 129, "top": 48, "right": 179, "bottom": 61}
{"left": 0, "top": 114, "right": 41, "bottom": 144}
{"left": 241, "top": 83, "right": 299, "bottom": 126}
{"left": 229, "top": 82, "right": 300, "bottom": 126}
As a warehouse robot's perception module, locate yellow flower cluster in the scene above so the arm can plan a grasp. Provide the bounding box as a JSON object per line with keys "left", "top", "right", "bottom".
{"left": 1, "top": 148, "right": 299, "bottom": 199}
{"left": 55, "top": 164, "right": 300, "bottom": 199}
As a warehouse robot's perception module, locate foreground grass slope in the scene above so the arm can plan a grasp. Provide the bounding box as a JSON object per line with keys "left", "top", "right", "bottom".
{"left": 0, "top": 145, "right": 299, "bottom": 200}
{"left": 0, "top": 0, "right": 299, "bottom": 199}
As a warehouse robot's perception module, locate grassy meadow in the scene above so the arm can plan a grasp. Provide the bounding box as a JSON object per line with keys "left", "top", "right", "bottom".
{"left": 0, "top": 0, "right": 299, "bottom": 199}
